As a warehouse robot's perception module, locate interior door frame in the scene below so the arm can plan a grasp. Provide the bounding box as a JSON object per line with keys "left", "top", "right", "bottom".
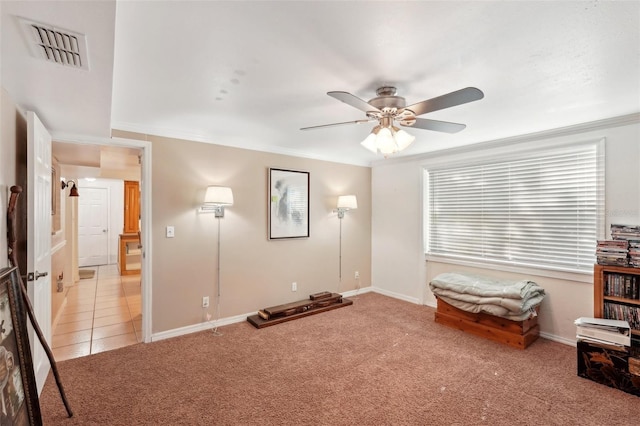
{"left": 51, "top": 133, "right": 152, "bottom": 343}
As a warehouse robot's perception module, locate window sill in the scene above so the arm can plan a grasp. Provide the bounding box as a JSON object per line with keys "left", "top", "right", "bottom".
{"left": 424, "top": 254, "right": 593, "bottom": 284}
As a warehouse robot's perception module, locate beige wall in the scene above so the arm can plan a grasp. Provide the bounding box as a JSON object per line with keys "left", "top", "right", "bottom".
{"left": 114, "top": 131, "right": 372, "bottom": 334}
{"left": 372, "top": 119, "right": 640, "bottom": 344}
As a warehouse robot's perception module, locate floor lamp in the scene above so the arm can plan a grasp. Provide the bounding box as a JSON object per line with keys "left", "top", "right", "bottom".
{"left": 202, "top": 185, "right": 234, "bottom": 336}
{"left": 335, "top": 195, "right": 357, "bottom": 294}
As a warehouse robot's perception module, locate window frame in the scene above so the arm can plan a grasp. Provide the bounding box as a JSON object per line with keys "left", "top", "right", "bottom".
{"left": 422, "top": 138, "right": 605, "bottom": 279}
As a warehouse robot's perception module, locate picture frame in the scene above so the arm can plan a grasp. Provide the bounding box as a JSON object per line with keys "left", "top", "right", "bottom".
{"left": 268, "top": 168, "right": 310, "bottom": 239}
{"left": 0, "top": 266, "right": 42, "bottom": 425}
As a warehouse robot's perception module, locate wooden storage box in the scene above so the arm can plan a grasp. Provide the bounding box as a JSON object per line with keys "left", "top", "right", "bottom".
{"left": 577, "top": 340, "right": 640, "bottom": 397}
{"left": 434, "top": 298, "right": 539, "bottom": 349}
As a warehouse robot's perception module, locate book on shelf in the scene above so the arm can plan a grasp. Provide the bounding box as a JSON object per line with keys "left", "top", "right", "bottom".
{"left": 597, "top": 257, "right": 629, "bottom": 267}
{"left": 603, "top": 303, "right": 640, "bottom": 330}
{"left": 598, "top": 239, "right": 631, "bottom": 248}
{"left": 604, "top": 273, "right": 640, "bottom": 300}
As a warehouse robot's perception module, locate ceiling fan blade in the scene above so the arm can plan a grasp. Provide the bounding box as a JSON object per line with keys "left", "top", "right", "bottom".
{"left": 408, "top": 118, "right": 467, "bottom": 133}
{"left": 300, "top": 119, "right": 375, "bottom": 131}
{"left": 405, "top": 87, "right": 484, "bottom": 116}
{"left": 328, "top": 91, "right": 381, "bottom": 113}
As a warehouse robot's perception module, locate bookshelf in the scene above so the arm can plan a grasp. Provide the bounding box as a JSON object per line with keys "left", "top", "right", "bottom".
{"left": 593, "top": 264, "right": 640, "bottom": 337}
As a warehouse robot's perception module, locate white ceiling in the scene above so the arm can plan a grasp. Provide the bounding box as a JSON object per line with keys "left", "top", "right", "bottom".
{"left": 2, "top": 1, "right": 639, "bottom": 166}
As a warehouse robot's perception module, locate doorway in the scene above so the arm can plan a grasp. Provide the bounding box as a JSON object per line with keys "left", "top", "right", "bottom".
{"left": 49, "top": 136, "right": 151, "bottom": 359}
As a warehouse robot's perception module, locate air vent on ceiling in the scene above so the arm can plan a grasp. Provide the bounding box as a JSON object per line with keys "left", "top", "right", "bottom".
{"left": 19, "top": 18, "right": 89, "bottom": 70}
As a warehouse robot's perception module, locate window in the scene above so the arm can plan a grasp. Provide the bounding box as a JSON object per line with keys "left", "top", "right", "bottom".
{"left": 424, "top": 141, "right": 604, "bottom": 273}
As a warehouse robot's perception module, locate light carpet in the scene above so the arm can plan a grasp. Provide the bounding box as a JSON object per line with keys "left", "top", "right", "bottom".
{"left": 40, "top": 293, "right": 640, "bottom": 425}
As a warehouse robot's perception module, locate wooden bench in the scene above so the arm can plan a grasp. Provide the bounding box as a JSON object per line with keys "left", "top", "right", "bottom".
{"left": 435, "top": 298, "right": 540, "bottom": 349}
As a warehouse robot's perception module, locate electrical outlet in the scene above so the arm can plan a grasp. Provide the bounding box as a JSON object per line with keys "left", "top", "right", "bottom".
{"left": 292, "top": 282, "right": 297, "bottom": 292}
{"left": 166, "top": 226, "right": 175, "bottom": 238}
{"left": 355, "top": 271, "right": 360, "bottom": 279}
{"left": 202, "top": 296, "right": 210, "bottom": 308}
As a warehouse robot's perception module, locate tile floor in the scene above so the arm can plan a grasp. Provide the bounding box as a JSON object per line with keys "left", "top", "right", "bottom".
{"left": 52, "top": 264, "right": 142, "bottom": 361}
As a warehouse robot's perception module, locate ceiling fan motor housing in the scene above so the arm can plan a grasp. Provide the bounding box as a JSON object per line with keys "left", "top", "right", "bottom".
{"left": 369, "top": 86, "right": 407, "bottom": 110}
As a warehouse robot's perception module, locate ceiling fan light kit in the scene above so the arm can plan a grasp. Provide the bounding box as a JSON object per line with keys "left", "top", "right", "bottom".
{"left": 302, "top": 86, "right": 484, "bottom": 157}
{"left": 360, "top": 124, "right": 416, "bottom": 157}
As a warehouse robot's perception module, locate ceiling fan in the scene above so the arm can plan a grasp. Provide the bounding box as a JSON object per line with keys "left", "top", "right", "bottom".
{"left": 301, "top": 86, "right": 484, "bottom": 156}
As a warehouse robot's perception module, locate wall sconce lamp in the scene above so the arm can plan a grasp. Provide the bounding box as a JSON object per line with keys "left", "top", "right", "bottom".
{"left": 201, "top": 185, "right": 234, "bottom": 217}
{"left": 201, "top": 185, "right": 234, "bottom": 336}
{"left": 61, "top": 180, "right": 79, "bottom": 197}
{"left": 335, "top": 195, "right": 358, "bottom": 219}
{"left": 335, "top": 195, "right": 357, "bottom": 293}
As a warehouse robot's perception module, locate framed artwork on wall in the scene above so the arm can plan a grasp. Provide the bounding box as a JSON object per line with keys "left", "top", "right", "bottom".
{"left": 0, "top": 266, "right": 42, "bottom": 425}
{"left": 268, "top": 168, "right": 310, "bottom": 239}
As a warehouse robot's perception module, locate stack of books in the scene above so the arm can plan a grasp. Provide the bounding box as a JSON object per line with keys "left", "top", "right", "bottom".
{"left": 611, "top": 224, "right": 640, "bottom": 241}
{"left": 575, "top": 317, "right": 631, "bottom": 347}
{"left": 610, "top": 224, "right": 640, "bottom": 268}
{"left": 596, "top": 240, "right": 629, "bottom": 266}
{"left": 629, "top": 241, "right": 640, "bottom": 268}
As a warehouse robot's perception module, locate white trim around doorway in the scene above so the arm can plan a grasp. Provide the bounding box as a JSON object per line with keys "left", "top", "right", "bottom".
{"left": 50, "top": 133, "right": 152, "bottom": 343}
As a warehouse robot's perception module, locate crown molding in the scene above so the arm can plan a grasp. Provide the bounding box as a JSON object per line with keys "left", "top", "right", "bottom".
{"left": 373, "top": 113, "right": 640, "bottom": 167}
{"left": 110, "top": 121, "right": 373, "bottom": 167}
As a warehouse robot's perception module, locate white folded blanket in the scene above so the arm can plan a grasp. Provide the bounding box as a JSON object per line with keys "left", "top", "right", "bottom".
{"left": 429, "top": 272, "right": 545, "bottom": 320}
{"left": 430, "top": 272, "right": 545, "bottom": 300}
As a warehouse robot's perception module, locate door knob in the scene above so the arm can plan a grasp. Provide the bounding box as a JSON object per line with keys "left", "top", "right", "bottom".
{"left": 27, "top": 271, "right": 49, "bottom": 281}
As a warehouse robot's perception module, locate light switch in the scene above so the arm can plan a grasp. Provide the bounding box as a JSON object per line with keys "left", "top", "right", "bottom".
{"left": 166, "top": 226, "right": 175, "bottom": 238}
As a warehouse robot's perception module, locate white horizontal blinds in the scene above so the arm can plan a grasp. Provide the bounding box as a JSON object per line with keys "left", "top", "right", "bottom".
{"left": 428, "top": 143, "right": 601, "bottom": 272}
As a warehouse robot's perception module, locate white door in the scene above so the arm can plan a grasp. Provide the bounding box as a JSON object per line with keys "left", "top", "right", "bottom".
{"left": 78, "top": 187, "right": 109, "bottom": 266}
{"left": 26, "top": 111, "right": 52, "bottom": 394}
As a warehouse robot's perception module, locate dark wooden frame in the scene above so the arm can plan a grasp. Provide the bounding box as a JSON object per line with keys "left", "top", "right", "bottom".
{"left": 268, "top": 168, "right": 310, "bottom": 239}
{"left": 0, "top": 266, "right": 42, "bottom": 425}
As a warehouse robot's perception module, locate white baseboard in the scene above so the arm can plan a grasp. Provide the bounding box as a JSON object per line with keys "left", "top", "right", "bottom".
{"left": 151, "top": 312, "right": 252, "bottom": 342}
{"left": 150, "top": 287, "right": 574, "bottom": 348}
{"left": 539, "top": 331, "right": 576, "bottom": 347}
{"left": 152, "top": 289, "right": 375, "bottom": 342}
{"left": 341, "top": 286, "right": 373, "bottom": 298}
{"left": 370, "top": 286, "right": 421, "bottom": 305}
{"left": 369, "top": 287, "right": 576, "bottom": 348}
{"left": 423, "top": 300, "right": 436, "bottom": 309}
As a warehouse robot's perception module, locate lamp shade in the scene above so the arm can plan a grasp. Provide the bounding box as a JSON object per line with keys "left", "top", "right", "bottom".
{"left": 204, "top": 186, "right": 234, "bottom": 206}
{"left": 393, "top": 128, "right": 415, "bottom": 151}
{"left": 337, "top": 195, "right": 357, "bottom": 210}
{"left": 360, "top": 132, "right": 378, "bottom": 153}
{"left": 376, "top": 127, "right": 396, "bottom": 155}
{"left": 360, "top": 125, "right": 415, "bottom": 156}
{"left": 68, "top": 182, "right": 79, "bottom": 197}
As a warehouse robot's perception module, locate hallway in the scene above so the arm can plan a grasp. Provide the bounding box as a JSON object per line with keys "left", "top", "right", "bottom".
{"left": 52, "top": 264, "right": 142, "bottom": 361}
